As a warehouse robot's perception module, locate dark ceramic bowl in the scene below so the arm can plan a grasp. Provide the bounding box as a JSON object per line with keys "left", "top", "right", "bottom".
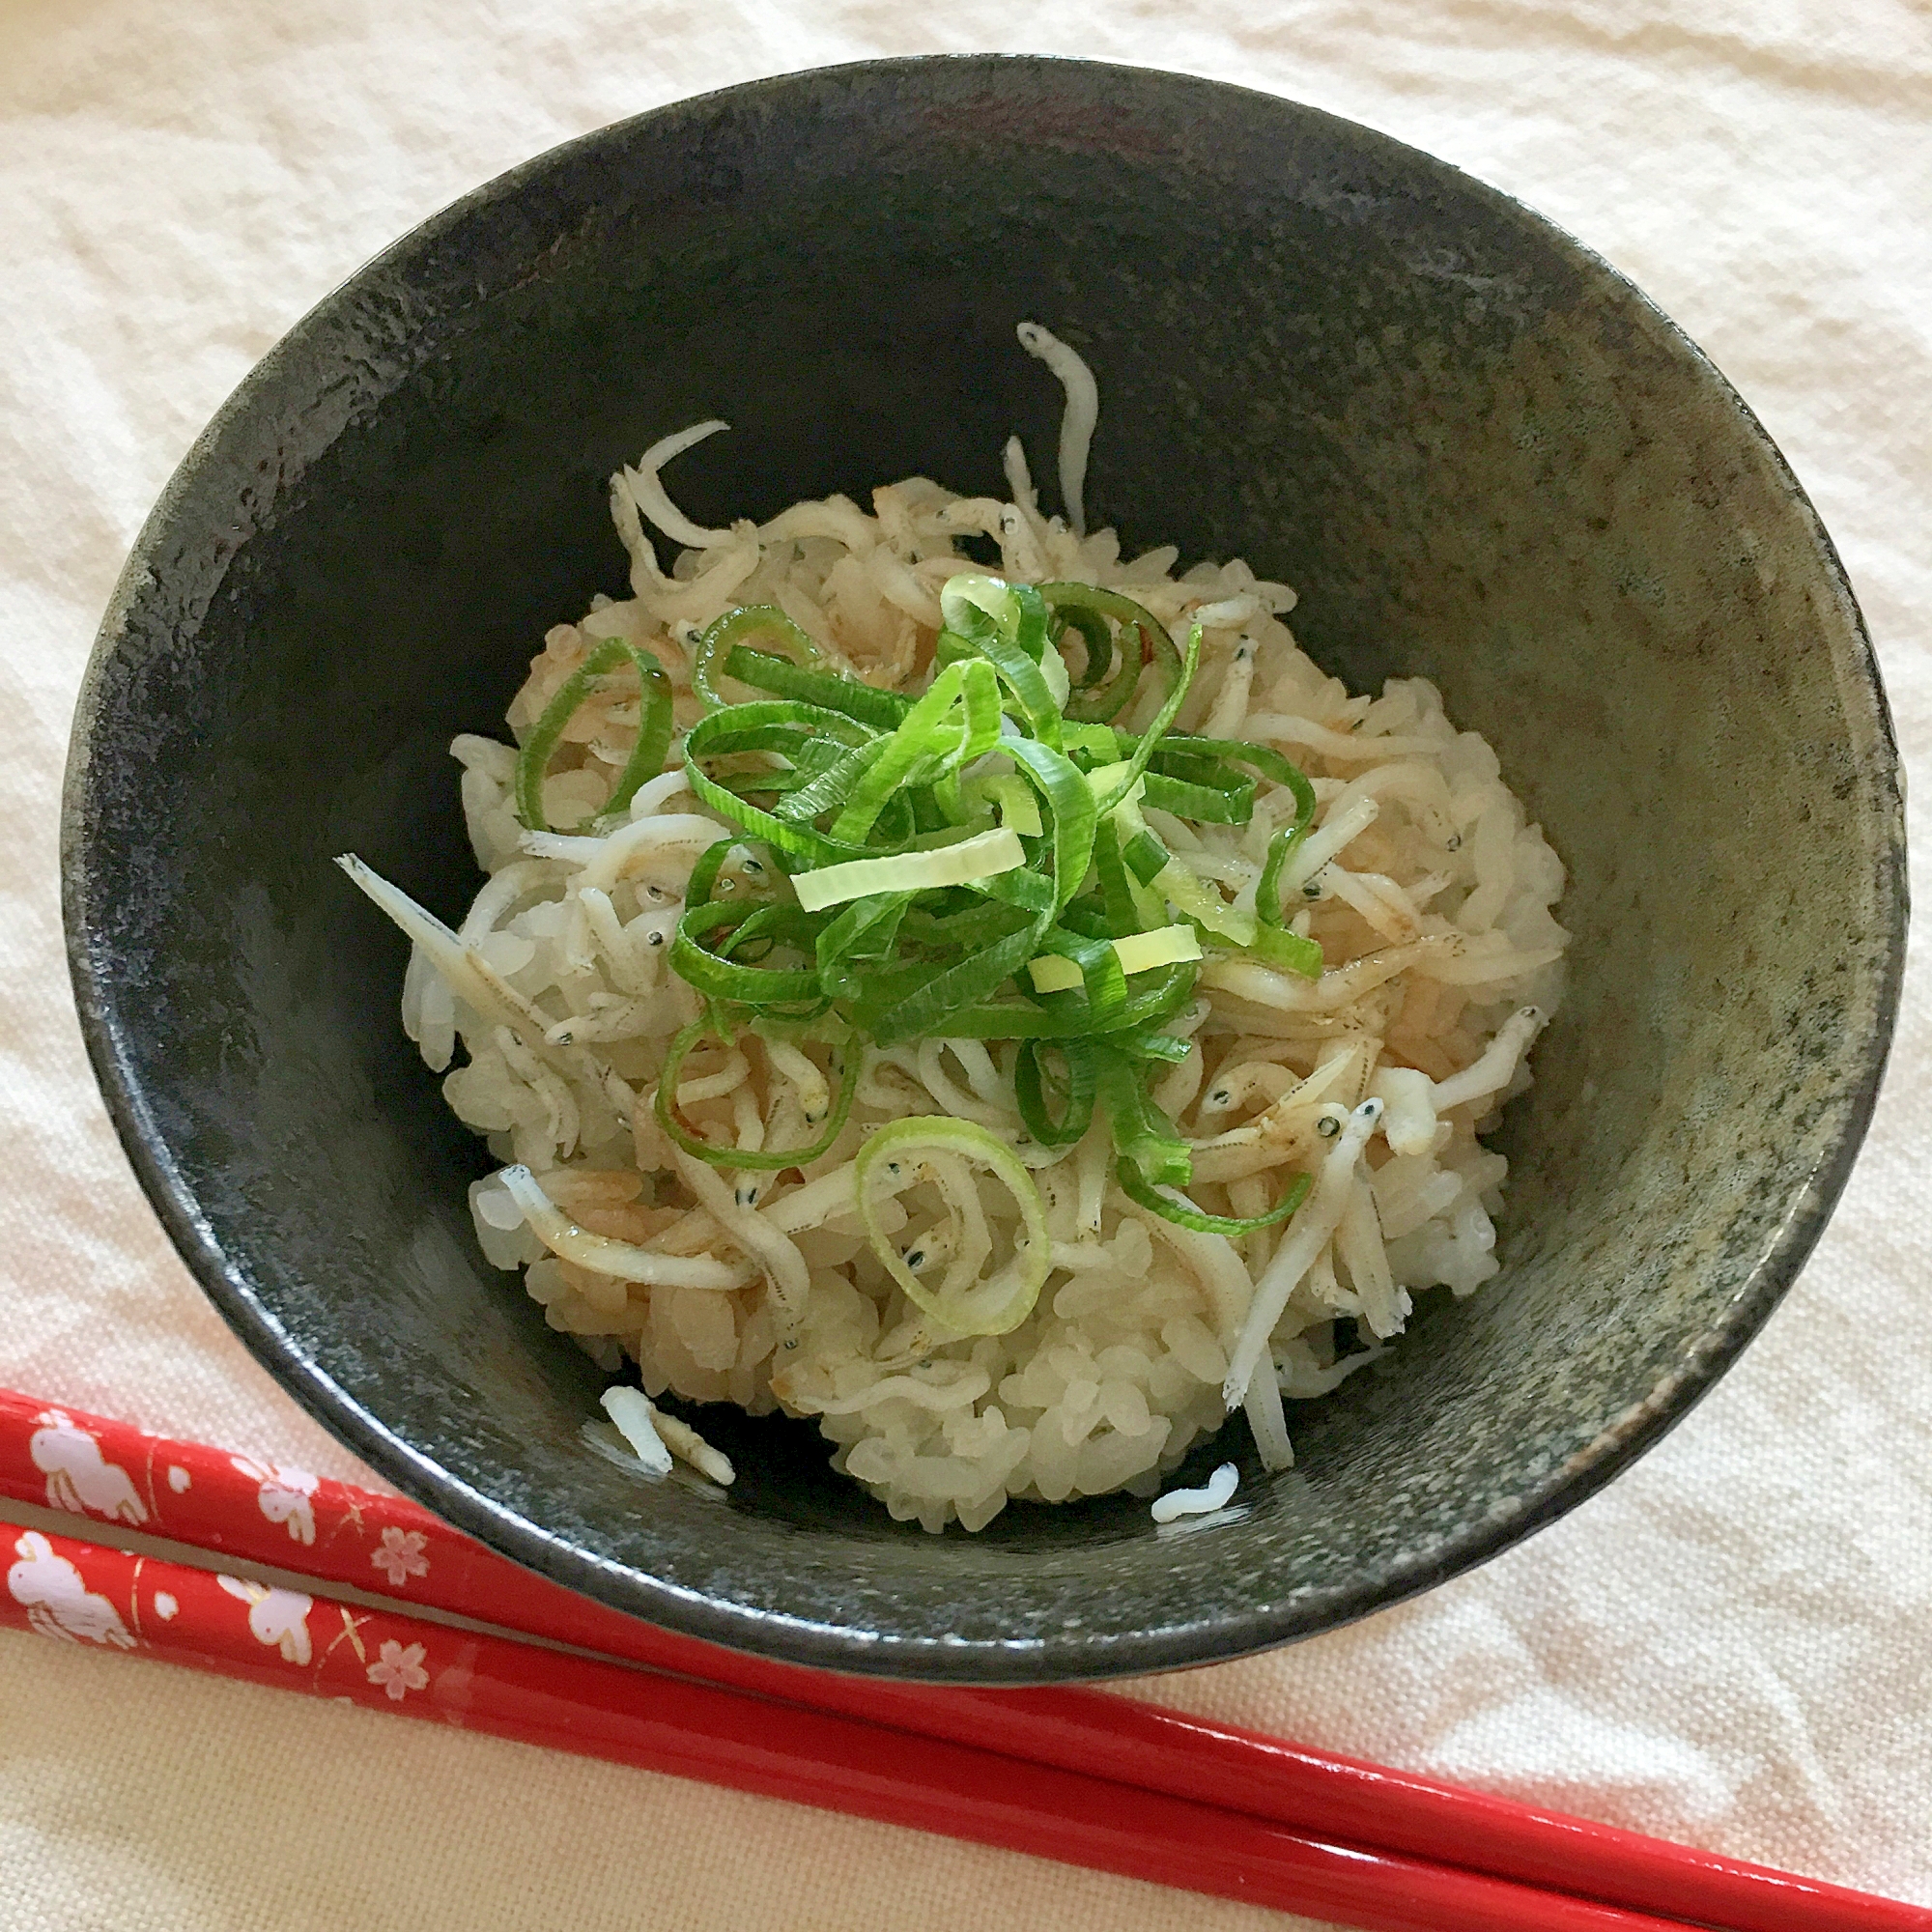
{"left": 64, "top": 56, "right": 1905, "bottom": 1682}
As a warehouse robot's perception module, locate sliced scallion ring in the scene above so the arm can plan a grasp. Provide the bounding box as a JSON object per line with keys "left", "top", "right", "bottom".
{"left": 854, "top": 1118, "right": 1050, "bottom": 1336}
{"left": 691, "top": 605, "right": 822, "bottom": 710}
{"left": 515, "top": 639, "right": 673, "bottom": 833}
{"left": 653, "top": 1016, "right": 860, "bottom": 1170}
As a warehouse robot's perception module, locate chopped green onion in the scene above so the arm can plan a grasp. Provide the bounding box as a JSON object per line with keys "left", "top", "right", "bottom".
{"left": 1027, "top": 923, "right": 1200, "bottom": 991}
{"left": 1061, "top": 723, "right": 1122, "bottom": 761}
{"left": 855, "top": 921, "right": 1048, "bottom": 1046}
{"left": 692, "top": 605, "right": 821, "bottom": 710}
{"left": 1084, "top": 759, "right": 1141, "bottom": 808}
{"left": 1112, "top": 924, "right": 1203, "bottom": 975}
{"left": 1246, "top": 748, "right": 1324, "bottom": 980}
{"left": 653, "top": 1016, "right": 860, "bottom": 1169}
{"left": 976, "top": 772, "right": 1043, "bottom": 838}
{"left": 827, "top": 660, "right": 1001, "bottom": 844}
{"left": 1090, "top": 621, "right": 1202, "bottom": 816}
{"left": 940, "top": 575, "right": 1029, "bottom": 650}
{"left": 813, "top": 893, "right": 909, "bottom": 1001}
{"left": 1111, "top": 789, "right": 1257, "bottom": 945}
{"left": 1164, "top": 736, "right": 1321, "bottom": 812}
{"left": 854, "top": 1118, "right": 1050, "bottom": 1335}
{"left": 1109, "top": 1026, "right": 1195, "bottom": 1064}
{"left": 1004, "top": 738, "right": 1097, "bottom": 914}
{"left": 1091, "top": 819, "right": 1144, "bottom": 935}
{"left": 682, "top": 700, "right": 880, "bottom": 867}
{"left": 1141, "top": 768, "right": 1253, "bottom": 824}
{"left": 515, "top": 639, "right": 673, "bottom": 833}
{"left": 1027, "top": 918, "right": 1133, "bottom": 1015}
{"left": 1248, "top": 923, "right": 1326, "bottom": 979}
{"left": 1054, "top": 602, "right": 1115, "bottom": 690}
{"left": 1026, "top": 955, "right": 1085, "bottom": 995}
{"left": 1039, "top": 583, "right": 1172, "bottom": 725}
{"left": 669, "top": 900, "right": 826, "bottom": 1010}
{"left": 1121, "top": 826, "right": 1167, "bottom": 885}
{"left": 1114, "top": 1160, "right": 1314, "bottom": 1236}
{"left": 723, "top": 645, "right": 911, "bottom": 729}
{"left": 1161, "top": 864, "right": 1258, "bottom": 947}
{"left": 1012, "top": 1040, "right": 1096, "bottom": 1147}
{"left": 793, "top": 827, "right": 1027, "bottom": 914}
{"left": 1095, "top": 1049, "right": 1194, "bottom": 1188}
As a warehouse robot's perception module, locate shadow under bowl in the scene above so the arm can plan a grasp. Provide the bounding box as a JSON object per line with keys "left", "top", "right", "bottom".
{"left": 63, "top": 56, "right": 1906, "bottom": 1682}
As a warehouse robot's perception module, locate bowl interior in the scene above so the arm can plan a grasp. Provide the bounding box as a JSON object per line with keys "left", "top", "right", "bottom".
{"left": 65, "top": 58, "right": 1904, "bottom": 1680}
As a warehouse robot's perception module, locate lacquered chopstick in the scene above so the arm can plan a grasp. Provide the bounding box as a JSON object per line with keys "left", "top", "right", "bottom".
{"left": 6, "top": 1388, "right": 1924, "bottom": 1932}
{"left": 0, "top": 1518, "right": 1727, "bottom": 1932}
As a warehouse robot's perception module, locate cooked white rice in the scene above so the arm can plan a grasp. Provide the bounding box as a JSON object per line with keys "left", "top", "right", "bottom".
{"left": 374, "top": 333, "right": 1569, "bottom": 1532}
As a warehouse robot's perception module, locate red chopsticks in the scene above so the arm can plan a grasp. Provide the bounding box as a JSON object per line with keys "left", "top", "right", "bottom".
{"left": 2, "top": 1387, "right": 1925, "bottom": 1932}
{"left": 0, "top": 1519, "right": 1699, "bottom": 1932}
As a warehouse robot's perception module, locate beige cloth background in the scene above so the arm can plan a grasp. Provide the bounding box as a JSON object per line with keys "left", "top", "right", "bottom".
{"left": 2, "top": 3, "right": 1927, "bottom": 1926}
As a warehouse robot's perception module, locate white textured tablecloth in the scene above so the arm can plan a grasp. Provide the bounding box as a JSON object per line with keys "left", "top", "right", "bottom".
{"left": 2, "top": 5, "right": 1927, "bottom": 1926}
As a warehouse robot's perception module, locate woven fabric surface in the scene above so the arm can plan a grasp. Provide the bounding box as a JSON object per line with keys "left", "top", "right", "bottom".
{"left": 1, "top": 4, "right": 1926, "bottom": 1926}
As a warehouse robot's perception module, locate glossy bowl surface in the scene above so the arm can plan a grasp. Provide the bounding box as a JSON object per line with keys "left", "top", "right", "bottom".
{"left": 64, "top": 56, "right": 1906, "bottom": 1681}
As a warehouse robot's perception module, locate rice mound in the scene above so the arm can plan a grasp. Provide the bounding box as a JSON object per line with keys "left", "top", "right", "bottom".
{"left": 403, "top": 414, "right": 1569, "bottom": 1532}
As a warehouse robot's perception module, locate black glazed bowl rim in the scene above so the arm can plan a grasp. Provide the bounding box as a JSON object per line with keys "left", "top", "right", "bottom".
{"left": 63, "top": 55, "right": 1907, "bottom": 1680}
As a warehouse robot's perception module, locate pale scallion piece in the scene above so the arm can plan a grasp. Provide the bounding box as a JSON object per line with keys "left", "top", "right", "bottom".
{"left": 979, "top": 772, "right": 1043, "bottom": 837}
{"left": 1112, "top": 924, "right": 1204, "bottom": 975}
{"left": 1026, "top": 955, "right": 1085, "bottom": 994}
{"left": 1027, "top": 923, "right": 1201, "bottom": 992}
{"left": 792, "top": 827, "right": 1027, "bottom": 913}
